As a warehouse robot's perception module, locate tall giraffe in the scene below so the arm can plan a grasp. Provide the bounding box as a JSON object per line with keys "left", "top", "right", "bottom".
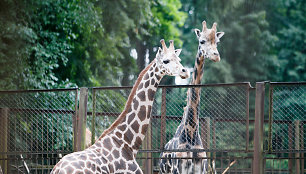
{"left": 159, "top": 21, "right": 224, "bottom": 174}
{"left": 50, "top": 39, "right": 189, "bottom": 174}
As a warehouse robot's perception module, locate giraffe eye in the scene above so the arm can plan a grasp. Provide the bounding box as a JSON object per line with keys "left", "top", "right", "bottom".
{"left": 163, "top": 60, "right": 170, "bottom": 64}
{"left": 200, "top": 40, "right": 206, "bottom": 44}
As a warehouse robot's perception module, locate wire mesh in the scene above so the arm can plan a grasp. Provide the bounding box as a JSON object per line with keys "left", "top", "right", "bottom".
{"left": 90, "top": 84, "right": 250, "bottom": 173}
{"left": 0, "top": 89, "right": 77, "bottom": 174}
{"left": 0, "top": 82, "right": 304, "bottom": 173}
{"left": 91, "top": 84, "right": 249, "bottom": 151}
{"left": 270, "top": 84, "right": 306, "bottom": 151}
{"left": 90, "top": 88, "right": 131, "bottom": 140}
{"left": 158, "top": 84, "right": 249, "bottom": 150}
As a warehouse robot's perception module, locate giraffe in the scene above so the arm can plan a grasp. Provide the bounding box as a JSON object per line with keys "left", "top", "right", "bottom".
{"left": 50, "top": 39, "right": 189, "bottom": 174}
{"left": 159, "top": 21, "right": 224, "bottom": 174}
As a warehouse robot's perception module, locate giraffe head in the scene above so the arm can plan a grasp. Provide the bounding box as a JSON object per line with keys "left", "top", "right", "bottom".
{"left": 194, "top": 21, "right": 224, "bottom": 62}
{"left": 155, "top": 39, "right": 189, "bottom": 79}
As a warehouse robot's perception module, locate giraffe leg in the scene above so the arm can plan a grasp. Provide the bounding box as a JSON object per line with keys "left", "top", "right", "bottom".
{"left": 159, "top": 152, "right": 172, "bottom": 173}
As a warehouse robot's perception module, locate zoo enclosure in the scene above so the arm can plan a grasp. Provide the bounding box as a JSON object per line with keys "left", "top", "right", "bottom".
{"left": 0, "top": 82, "right": 305, "bottom": 173}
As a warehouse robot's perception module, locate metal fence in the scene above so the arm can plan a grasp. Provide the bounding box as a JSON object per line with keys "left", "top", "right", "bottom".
{"left": 265, "top": 82, "right": 305, "bottom": 173}
{"left": 0, "top": 82, "right": 305, "bottom": 174}
{"left": 0, "top": 89, "right": 78, "bottom": 174}
{"left": 90, "top": 83, "right": 252, "bottom": 173}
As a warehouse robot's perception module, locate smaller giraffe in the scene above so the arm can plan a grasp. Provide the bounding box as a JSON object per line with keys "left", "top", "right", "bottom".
{"left": 159, "top": 21, "right": 224, "bottom": 174}
{"left": 50, "top": 39, "right": 189, "bottom": 174}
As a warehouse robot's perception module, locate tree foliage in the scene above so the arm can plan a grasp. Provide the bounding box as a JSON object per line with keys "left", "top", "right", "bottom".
{"left": 0, "top": 0, "right": 305, "bottom": 90}
{"left": 265, "top": 0, "right": 306, "bottom": 81}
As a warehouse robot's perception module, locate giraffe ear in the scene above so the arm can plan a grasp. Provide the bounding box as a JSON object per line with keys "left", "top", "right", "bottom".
{"left": 216, "top": 32, "right": 224, "bottom": 39}
{"left": 175, "top": 49, "right": 182, "bottom": 56}
{"left": 194, "top": 29, "right": 201, "bottom": 38}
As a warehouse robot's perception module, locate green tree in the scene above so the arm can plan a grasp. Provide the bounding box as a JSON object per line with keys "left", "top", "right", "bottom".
{"left": 0, "top": 0, "right": 35, "bottom": 89}
{"left": 265, "top": 0, "right": 306, "bottom": 81}
{"left": 180, "top": 0, "right": 275, "bottom": 84}
{"left": 132, "top": 0, "right": 187, "bottom": 85}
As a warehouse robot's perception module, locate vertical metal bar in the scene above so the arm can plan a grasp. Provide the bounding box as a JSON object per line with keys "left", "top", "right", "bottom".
{"left": 201, "top": 117, "right": 211, "bottom": 169}
{"left": 160, "top": 87, "right": 167, "bottom": 149}
{"left": 272, "top": 159, "right": 274, "bottom": 174}
{"left": 30, "top": 109, "right": 34, "bottom": 174}
{"left": 15, "top": 108, "right": 18, "bottom": 174}
{"left": 143, "top": 121, "right": 152, "bottom": 174}
{"left": 228, "top": 157, "right": 231, "bottom": 173}
{"left": 203, "top": 117, "right": 210, "bottom": 163}
{"left": 212, "top": 119, "right": 216, "bottom": 172}
{"left": 42, "top": 111, "right": 44, "bottom": 155}
{"left": 73, "top": 89, "right": 78, "bottom": 152}
{"left": 268, "top": 85, "right": 274, "bottom": 152}
{"left": 213, "top": 119, "right": 216, "bottom": 153}
{"left": 253, "top": 82, "right": 265, "bottom": 174}
{"left": 295, "top": 120, "right": 300, "bottom": 174}
{"left": 301, "top": 123, "right": 304, "bottom": 173}
{"left": 288, "top": 122, "right": 293, "bottom": 173}
{"left": 0, "top": 108, "right": 8, "bottom": 174}
{"left": 25, "top": 108, "right": 28, "bottom": 173}
{"left": 91, "top": 89, "right": 96, "bottom": 145}
{"left": 221, "top": 151, "right": 223, "bottom": 173}
{"left": 246, "top": 84, "right": 250, "bottom": 151}
{"left": 147, "top": 121, "right": 152, "bottom": 173}
{"left": 76, "top": 87, "right": 88, "bottom": 151}
{"left": 47, "top": 111, "right": 49, "bottom": 172}
{"left": 142, "top": 137, "right": 146, "bottom": 172}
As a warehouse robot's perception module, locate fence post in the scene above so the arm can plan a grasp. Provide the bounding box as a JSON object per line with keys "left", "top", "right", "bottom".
{"left": 202, "top": 117, "right": 211, "bottom": 164}
{"left": 301, "top": 123, "right": 304, "bottom": 174}
{"left": 0, "top": 108, "right": 8, "bottom": 174}
{"left": 91, "top": 89, "right": 96, "bottom": 145}
{"left": 73, "top": 89, "right": 79, "bottom": 152}
{"left": 253, "top": 82, "right": 265, "bottom": 174}
{"left": 288, "top": 122, "right": 293, "bottom": 173}
{"left": 295, "top": 120, "right": 300, "bottom": 174}
{"left": 160, "top": 87, "right": 166, "bottom": 149}
{"left": 202, "top": 117, "right": 210, "bottom": 149}
{"left": 143, "top": 122, "right": 152, "bottom": 174}
{"left": 268, "top": 85, "right": 274, "bottom": 152}
{"left": 246, "top": 83, "right": 250, "bottom": 151}
{"left": 75, "top": 87, "right": 88, "bottom": 151}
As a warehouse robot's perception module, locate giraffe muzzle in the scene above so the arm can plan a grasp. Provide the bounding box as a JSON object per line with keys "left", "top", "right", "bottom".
{"left": 180, "top": 68, "right": 190, "bottom": 79}
{"left": 212, "top": 54, "right": 220, "bottom": 62}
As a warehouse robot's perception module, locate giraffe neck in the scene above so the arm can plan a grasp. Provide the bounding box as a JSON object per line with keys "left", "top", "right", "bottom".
{"left": 98, "top": 59, "right": 162, "bottom": 154}
{"left": 176, "top": 51, "right": 205, "bottom": 144}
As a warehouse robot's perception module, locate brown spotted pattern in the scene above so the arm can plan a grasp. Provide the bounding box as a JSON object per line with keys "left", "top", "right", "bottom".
{"left": 51, "top": 40, "right": 188, "bottom": 174}
{"left": 159, "top": 21, "right": 224, "bottom": 174}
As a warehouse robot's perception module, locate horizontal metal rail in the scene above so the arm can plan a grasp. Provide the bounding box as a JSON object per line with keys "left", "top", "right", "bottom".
{"left": 0, "top": 88, "right": 78, "bottom": 93}
{"left": 0, "top": 108, "right": 75, "bottom": 114}
{"left": 92, "top": 82, "right": 255, "bottom": 90}
{"left": 270, "top": 81, "right": 306, "bottom": 85}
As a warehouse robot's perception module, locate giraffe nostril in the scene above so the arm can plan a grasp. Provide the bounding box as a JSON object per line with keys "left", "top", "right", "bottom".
{"left": 214, "top": 53, "right": 219, "bottom": 56}
{"left": 182, "top": 69, "right": 186, "bottom": 72}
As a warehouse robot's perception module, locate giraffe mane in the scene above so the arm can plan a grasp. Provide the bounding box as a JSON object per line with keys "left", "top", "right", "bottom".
{"left": 97, "top": 60, "right": 155, "bottom": 141}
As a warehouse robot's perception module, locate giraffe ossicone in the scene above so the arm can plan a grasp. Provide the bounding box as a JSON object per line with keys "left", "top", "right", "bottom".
{"left": 50, "top": 39, "right": 189, "bottom": 174}
{"left": 159, "top": 20, "right": 224, "bottom": 174}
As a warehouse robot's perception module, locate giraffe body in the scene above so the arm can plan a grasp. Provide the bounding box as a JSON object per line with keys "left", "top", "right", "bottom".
{"left": 51, "top": 40, "right": 189, "bottom": 174}
{"left": 159, "top": 21, "right": 224, "bottom": 174}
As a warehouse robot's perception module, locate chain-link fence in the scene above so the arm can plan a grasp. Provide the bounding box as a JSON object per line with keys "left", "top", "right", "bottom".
{"left": 0, "top": 89, "right": 77, "bottom": 174}
{"left": 0, "top": 82, "right": 305, "bottom": 173}
{"left": 265, "top": 82, "right": 306, "bottom": 173}
{"left": 91, "top": 83, "right": 250, "bottom": 150}
{"left": 268, "top": 83, "right": 305, "bottom": 151}
{"left": 90, "top": 83, "right": 253, "bottom": 173}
